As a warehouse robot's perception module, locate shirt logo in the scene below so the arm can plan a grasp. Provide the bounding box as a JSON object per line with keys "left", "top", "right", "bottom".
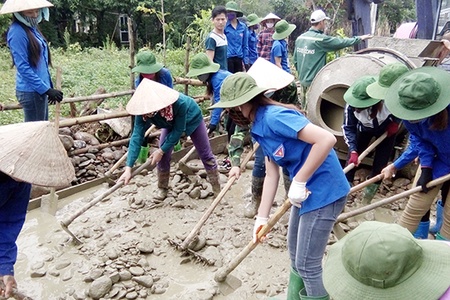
{"left": 273, "top": 144, "right": 285, "bottom": 158}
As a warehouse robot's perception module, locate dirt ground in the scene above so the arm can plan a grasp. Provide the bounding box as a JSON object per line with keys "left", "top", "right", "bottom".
{"left": 14, "top": 153, "right": 418, "bottom": 300}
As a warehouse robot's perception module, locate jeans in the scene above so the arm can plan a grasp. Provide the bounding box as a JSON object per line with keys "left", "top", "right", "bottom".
{"left": 157, "top": 120, "right": 217, "bottom": 172}
{"left": 0, "top": 175, "right": 32, "bottom": 275}
{"left": 16, "top": 91, "right": 49, "bottom": 122}
{"left": 288, "top": 196, "right": 347, "bottom": 297}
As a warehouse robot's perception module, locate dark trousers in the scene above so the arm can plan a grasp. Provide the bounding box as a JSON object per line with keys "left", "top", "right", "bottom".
{"left": 227, "top": 57, "right": 244, "bottom": 73}
{"left": 345, "top": 131, "right": 396, "bottom": 183}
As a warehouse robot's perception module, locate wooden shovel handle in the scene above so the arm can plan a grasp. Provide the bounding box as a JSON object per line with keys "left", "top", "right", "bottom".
{"left": 343, "top": 132, "right": 387, "bottom": 174}
{"left": 214, "top": 198, "right": 292, "bottom": 282}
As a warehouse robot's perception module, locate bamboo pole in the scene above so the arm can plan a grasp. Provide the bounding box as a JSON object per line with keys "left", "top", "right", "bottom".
{"left": 174, "top": 77, "right": 205, "bottom": 86}
{"left": 184, "top": 36, "right": 191, "bottom": 95}
{"left": 59, "top": 110, "right": 129, "bottom": 127}
{"left": 128, "top": 16, "right": 135, "bottom": 90}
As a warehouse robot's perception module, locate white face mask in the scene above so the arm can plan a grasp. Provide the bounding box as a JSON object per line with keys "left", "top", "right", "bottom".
{"left": 265, "top": 22, "right": 274, "bottom": 28}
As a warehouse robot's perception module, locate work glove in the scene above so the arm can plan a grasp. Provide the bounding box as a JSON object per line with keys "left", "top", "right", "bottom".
{"left": 348, "top": 151, "right": 359, "bottom": 166}
{"left": 208, "top": 124, "right": 217, "bottom": 135}
{"left": 288, "top": 179, "right": 311, "bottom": 207}
{"left": 45, "top": 88, "right": 64, "bottom": 104}
{"left": 253, "top": 216, "right": 269, "bottom": 243}
{"left": 417, "top": 167, "right": 433, "bottom": 193}
{"left": 386, "top": 122, "right": 399, "bottom": 137}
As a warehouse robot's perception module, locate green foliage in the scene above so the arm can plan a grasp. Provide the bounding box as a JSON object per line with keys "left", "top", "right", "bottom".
{"left": 185, "top": 9, "right": 213, "bottom": 53}
{"left": 378, "top": 0, "right": 416, "bottom": 34}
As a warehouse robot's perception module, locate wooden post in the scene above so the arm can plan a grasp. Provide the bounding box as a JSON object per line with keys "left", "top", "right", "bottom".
{"left": 128, "top": 16, "right": 135, "bottom": 90}
{"left": 184, "top": 36, "right": 190, "bottom": 95}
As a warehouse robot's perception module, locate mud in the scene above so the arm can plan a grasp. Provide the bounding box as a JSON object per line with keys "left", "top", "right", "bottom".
{"left": 14, "top": 156, "right": 428, "bottom": 300}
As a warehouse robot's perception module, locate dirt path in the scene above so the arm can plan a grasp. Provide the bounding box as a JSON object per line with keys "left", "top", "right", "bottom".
{"left": 14, "top": 159, "right": 415, "bottom": 299}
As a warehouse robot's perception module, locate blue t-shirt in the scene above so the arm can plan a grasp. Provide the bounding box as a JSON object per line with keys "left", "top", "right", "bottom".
{"left": 209, "top": 70, "right": 232, "bottom": 126}
{"left": 270, "top": 39, "right": 290, "bottom": 73}
{"left": 251, "top": 105, "right": 350, "bottom": 215}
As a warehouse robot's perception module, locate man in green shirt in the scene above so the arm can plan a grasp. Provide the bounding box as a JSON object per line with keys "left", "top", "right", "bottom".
{"left": 293, "top": 10, "right": 372, "bottom": 110}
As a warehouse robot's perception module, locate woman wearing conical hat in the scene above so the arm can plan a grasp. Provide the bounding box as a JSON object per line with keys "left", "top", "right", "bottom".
{"left": 118, "top": 79, "right": 221, "bottom": 199}
{"left": 1, "top": 0, "right": 64, "bottom": 122}
{"left": 0, "top": 121, "right": 74, "bottom": 298}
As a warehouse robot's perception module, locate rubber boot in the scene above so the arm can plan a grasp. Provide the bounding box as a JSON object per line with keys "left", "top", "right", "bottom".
{"left": 283, "top": 173, "right": 292, "bottom": 198}
{"left": 287, "top": 268, "right": 304, "bottom": 300}
{"left": 299, "top": 288, "right": 329, "bottom": 300}
{"left": 412, "top": 221, "right": 430, "bottom": 239}
{"left": 206, "top": 168, "right": 221, "bottom": 196}
{"left": 430, "top": 200, "right": 444, "bottom": 235}
{"left": 361, "top": 183, "right": 380, "bottom": 205}
{"left": 244, "top": 176, "right": 264, "bottom": 218}
{"left": 436, "top": 232, "right": 449, "bottom": 241}
{"left": 137, "top": 146, "right": 149, "bottom": 164}
{"left": 154, "top": 170, "right": 170, "bottom": 200}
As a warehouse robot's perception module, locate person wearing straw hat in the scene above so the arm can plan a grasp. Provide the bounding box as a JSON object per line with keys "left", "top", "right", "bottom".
{"left": 212, "top": 72, "right": 349, "bottom": 300}
{"left": 118, "top": 79, "right": 221, "bottom": 198}
{"left": 342, "top": 75, "right": 401, "bottom": 205}
{"left": 186, "top": 53, "right": 232, "bottom": 139}
{"left": 1, "top": 0, "right": 64, "bottom": 122}
{"left": 245, "top": 13, "right": 262, "bottom": 70}
{"left": 131, "top": 50, "right": 174, "bottom": 164}
{"left": 205, "top": 6, "right": 228, "bottom": 71}
{"left": 224, "top": 1, "right": 248, "bottom": 73}
{"left": 323, "top": 221, "right": 450, "bottom": 300}
{"left": 257, "top": 12, "right": 281, "bottom": 61}
{"left": 293, "top": 9, "right": 372, "bottom": 110}
{"left": 0, "top": 121, "right": 75, "bottom": 298}
{"left": 380, "top": 66, "right": 450, "bottom": 242}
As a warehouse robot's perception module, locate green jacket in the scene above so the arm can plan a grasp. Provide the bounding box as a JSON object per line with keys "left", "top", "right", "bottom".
{"left": 293, "top": 28, "right": 361, "bottom": 87}
{"left": 126, "top": 93, "right": 203, "bottom": 167}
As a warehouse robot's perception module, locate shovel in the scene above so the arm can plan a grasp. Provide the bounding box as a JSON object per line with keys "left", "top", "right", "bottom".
{"left": 170, "top": 143, "right": 259, "bottom": 253}
{"left": 60, "top": 158, "right": 155, "bottom": 244}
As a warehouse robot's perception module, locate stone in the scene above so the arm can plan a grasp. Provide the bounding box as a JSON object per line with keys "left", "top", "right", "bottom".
{"left": 88, "top": 275, "right": 112, "bottom": 299}
{"left": 59, "top": 135, "right": 74, "bottom": 151}
{"left": 137, "top": 241, "right": 154, "bottom": 254}
{"left": 133, "top": 275, "right": 154, "bottom": 288}
{"left": 30, "top": 269, "right": 46, "bottom": 278}
{"left": 129, "top": 266, "right": 145, "bottom": 276}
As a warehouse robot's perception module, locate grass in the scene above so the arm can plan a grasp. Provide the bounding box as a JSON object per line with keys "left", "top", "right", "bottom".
{"left": 0, "top": 46, "right": 206, "bottom": 125}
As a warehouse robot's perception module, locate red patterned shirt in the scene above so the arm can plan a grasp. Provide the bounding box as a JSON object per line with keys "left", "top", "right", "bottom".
{"left": 257, "top": 28, "right": 275, "bottom": 60}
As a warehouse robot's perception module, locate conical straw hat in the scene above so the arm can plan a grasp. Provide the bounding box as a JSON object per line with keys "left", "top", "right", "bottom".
{"left": 0, "top": 121, "right": 75, "bottom": 187}
{"left": 247, "top": 57, "right": 294, "bottom": 92}
{"left": 126, "top": 78, "right": 180, "bottom": 115}
{"left": 0, "top": 0, "right": 53, "bottom": 14}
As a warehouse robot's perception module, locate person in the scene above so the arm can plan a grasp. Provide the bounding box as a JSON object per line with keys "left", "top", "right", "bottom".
{"left": 293, "top": 9, "right": 372, "bottom": 110}
{"left": 323, "top": 221, "right": 450, "bottom": 300}
{"left": 224, "top": 1, "right": 248, "bottom": 73}
{"left": 1, "top": 0, "right": 63, "bottom": 122}
{"left": 118, "top": 79, "right": 221, "bottom": 198}
{"left": 131, "top": 50, "right": 174, "bottom": 163}
{"left": 186, "top": 53, "right": 232, "bottom": 138}
{"left": 227, "top": 58, "right": 296, "bottom": 218}
{"left": 244, "top": 13, "right": 262, "bottom": 71}
{"left": 270, "top": 19, "right": 296, "bottom": 74}
{"left": 257, "top": 13, "right": 281, "bottom": 61}
{"left": 0, "top": 121, "right": 75, "bottom": 298}
{"left": 212, "top": 72, "right": 350, "bottom": 300}
{"left": 381, "top": 66, "right": 450, "bottom": 241}
{"left": 342, "top": 74, "right": 402, "bottom": 204}
{"left": 205, "top": 6, "right": 228, "bottom": 70}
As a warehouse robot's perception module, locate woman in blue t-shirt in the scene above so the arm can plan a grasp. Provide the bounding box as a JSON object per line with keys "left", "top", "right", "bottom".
{"left": 211, "top": 73, "right": 349, "bottom": 300}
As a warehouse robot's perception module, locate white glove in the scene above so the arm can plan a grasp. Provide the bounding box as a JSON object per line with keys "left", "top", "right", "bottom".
{"left": 253, "top": 216, "right": 269, "bottom": 243}
{"left": 288, "top": 180, "right": 311, "bottom": 208}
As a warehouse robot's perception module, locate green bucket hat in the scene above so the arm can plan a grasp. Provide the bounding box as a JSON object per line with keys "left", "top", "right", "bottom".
{"left": 384, "top": 66, "right": 450, "bottom": 120}
{"left": 247, "top": 13, "right": 262, "bottom": 27}
{"left": 344, "top": 75, "right": 381, "bottom": 108}
{"left": 225, "top": 1, "right": 243, "bottom": 17}
{"left": 186, "top": 53, "right": 220, "bottom": 77}
{"left": 272, "top": 19, "right": 296, "bottom": 40}
{"left": 131, "top": 51, "right": 164, "bottom": 74}
{"left": 323, "top": 221, "right": 450, "bottom": 300}
{"left": 366, "top": 63, "right": 409, "bottom": 100}
{"left": 210, "top": 72, "right": 269, "bottom": 109}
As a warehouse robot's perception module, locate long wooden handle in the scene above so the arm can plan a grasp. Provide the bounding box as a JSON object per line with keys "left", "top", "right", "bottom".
{"left": 179, "top": 144, "right": 259, "bottom": 250}
{"left": 240, "top": 143, "right": 259, "bottom": 173}
{"left": 214, "top": 198, "right": 292, "bottom": 282}
{"left": 337, "top": 172, "right": 450, "bottom": 222}
{"left": 349, "top": 174, "right": 384, "bottom": 194}
{"left": 60, "top": 159, "right": 154, "bottom": 227}
{"left": 343, "top": 132, "right": 388, "bottom": 174}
